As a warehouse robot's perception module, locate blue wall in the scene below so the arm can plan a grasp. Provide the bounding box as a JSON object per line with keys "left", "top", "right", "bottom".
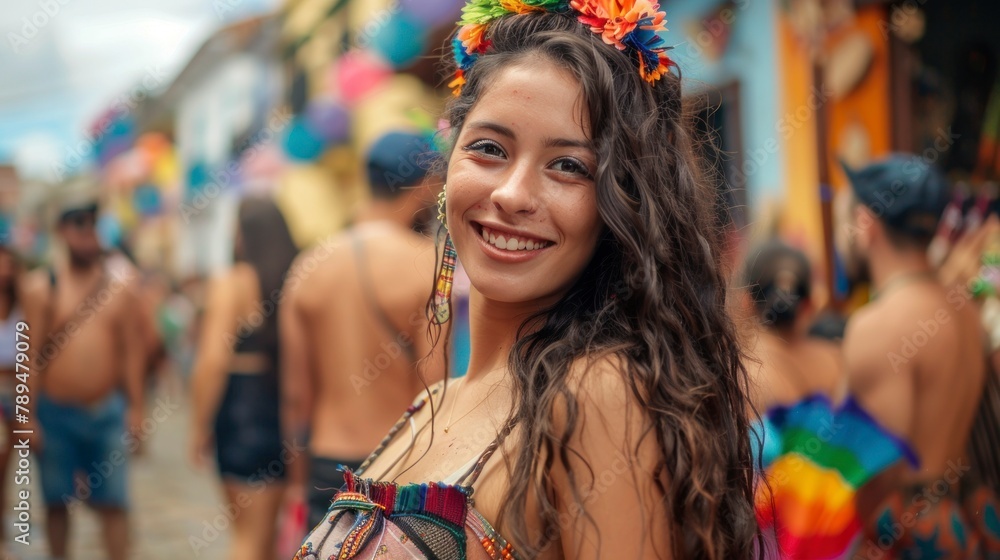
{"left": 667, "top": 0, "right": 783, "bottom": 203}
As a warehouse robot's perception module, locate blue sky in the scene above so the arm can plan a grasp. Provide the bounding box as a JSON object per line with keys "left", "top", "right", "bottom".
{"left": 0, "top": 0, "right": 278, "bottom": 181}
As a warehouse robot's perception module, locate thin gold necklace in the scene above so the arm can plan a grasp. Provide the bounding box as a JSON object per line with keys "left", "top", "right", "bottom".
{"left": 442, "top": 377, "right": 495, "bottom": 433}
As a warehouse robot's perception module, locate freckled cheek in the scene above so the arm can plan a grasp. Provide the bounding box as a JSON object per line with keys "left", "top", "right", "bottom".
{"left": 447, "top": 165, "right": 495, "bottom": 219}
{"left": 551, "top": 192, "right": 601, "bottom": 243}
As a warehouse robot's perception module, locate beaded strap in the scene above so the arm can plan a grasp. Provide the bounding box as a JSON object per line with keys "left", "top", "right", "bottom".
{"left": 456, "top": 417, "right": 519, "bottom": 491}
{"left": 354, "top": 385, "right": 441, "bottom": 477}
{"left": 354, "top": 382, "right": 519, "bottom": 496}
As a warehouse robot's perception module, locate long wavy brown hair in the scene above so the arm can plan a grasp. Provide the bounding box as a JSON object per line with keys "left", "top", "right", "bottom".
{"left": 430, "top": 11, "right": 760, "bottom": 559}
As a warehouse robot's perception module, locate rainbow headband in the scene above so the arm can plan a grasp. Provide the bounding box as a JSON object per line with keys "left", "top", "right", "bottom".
{"left": 450, "top": 0, "right": 676, "bottom": 95}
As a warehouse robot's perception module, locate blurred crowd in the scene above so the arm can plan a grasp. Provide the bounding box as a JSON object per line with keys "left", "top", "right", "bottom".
{"left": 3, "top": 1, "right": 1000, "bottom": 559}
{"left": 3, "top": 139, "right": 1000, "bottom": 560}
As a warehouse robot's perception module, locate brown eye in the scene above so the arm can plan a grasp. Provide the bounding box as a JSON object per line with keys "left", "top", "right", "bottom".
{"left": 551, "top": 158, "right": 592, "bottom": 179}
{"left": 465, "top": 139, "right": 506, "bottom": 159}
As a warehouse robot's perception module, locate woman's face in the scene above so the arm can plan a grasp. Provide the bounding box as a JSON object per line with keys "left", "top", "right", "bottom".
{"left": 446, "top": 59, "right": 603, "bottom": 305}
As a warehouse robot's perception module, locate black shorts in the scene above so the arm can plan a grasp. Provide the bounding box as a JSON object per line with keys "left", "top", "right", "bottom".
{"left": 306, "top": 454, "right": 365, "bottom": 530}
{"left": 214, "top": 373, "right": 286, "bottom": 483}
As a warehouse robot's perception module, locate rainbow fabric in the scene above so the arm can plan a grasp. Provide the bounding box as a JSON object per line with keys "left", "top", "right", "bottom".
{"left": 753, "top": 395, "right": 920, "bottom": 559}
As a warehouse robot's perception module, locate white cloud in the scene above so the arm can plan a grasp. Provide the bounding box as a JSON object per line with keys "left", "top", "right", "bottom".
{"left": 0, "top": 0, "right": 279, "bottom": 171}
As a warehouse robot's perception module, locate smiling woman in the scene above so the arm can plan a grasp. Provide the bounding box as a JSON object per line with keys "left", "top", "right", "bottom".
{"left": 295, "top": 3, "right": 761, "bottom": 560}
{"left": 448, "top": 60, "right": 602, "bottom": 303}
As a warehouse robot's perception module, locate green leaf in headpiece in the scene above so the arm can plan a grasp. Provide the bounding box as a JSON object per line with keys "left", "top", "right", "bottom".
{"left": 458, "top": 0, "right": 571, "bottom": 26}
{"left": 522, "top": 0, "right": 571, "bottom": 11}
{"left": 459, "top": 0, "right": 509, "bottom": 26}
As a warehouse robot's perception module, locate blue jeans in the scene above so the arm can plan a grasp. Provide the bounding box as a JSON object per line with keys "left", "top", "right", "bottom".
{"left": 37, "top": 392, "right": 129, "bottom": 508}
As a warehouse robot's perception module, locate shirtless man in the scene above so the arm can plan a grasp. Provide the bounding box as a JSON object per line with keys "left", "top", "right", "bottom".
{"left": 22, "top": 182, "right": 145, "bottom": 560}
{"left": 838, "top": 155, "right": 997, "bottom": 557}
{"left": 281, "top": 131, "right": 445, "bottom": 529}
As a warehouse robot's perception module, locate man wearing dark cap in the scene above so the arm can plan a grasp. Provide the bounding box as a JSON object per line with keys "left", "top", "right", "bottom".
{"left": 838, "top": 155, "right": 996, "bottom": 557}
{"left": 280, "top": 132, "right": 445, "bottom": 528}
{"left": 21, "top": 178, "right": 145, "bottom": 560}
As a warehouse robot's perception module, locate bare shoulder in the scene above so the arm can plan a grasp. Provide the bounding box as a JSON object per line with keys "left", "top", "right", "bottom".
{"left": 556, "top": 353, "right": 658, "bottom": 459}
{"left": 287, "top": 235, "right": 349, "bottom": 289}
{"left": 550, "top": 353, "right": 670, "bottom": 559}
{"left": 563, "top": 353, "right": 634, "bottom": 407}
{"left": 844, "top": 285, "right": 955, "bottom": 387}
{"left": 379, "top": 229, "right": 438, "bottom": 272}
{"left": 203, "top": 270, "right": 242, "bottom": 313}
{"left": 21, "top": 268, "right": 52, "bottom": 301}
{"left": 800, "top": 337, "right": 845, "bottom": 399}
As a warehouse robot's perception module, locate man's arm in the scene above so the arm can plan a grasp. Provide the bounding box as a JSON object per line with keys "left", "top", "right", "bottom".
{"left": 189, "top": 273, "right": 240, "bottom": 466}
{"left": 279, "top": 261, "right": 315, "bottom": 489}
{"left": 120, "top": 286, "right": 146, "bottom": 440}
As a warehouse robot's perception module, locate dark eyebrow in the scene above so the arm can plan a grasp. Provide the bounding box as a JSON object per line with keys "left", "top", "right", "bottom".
{"left": 465, "top": 121, "right": 593, "bottom": 151}
{"left": 466, "top": 121, "right": 516, "bottom": 139}
{"left": 543, "top": 136, "right": 593, "bottom": 150}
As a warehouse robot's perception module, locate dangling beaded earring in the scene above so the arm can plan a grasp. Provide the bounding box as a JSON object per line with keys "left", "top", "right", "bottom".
{"left": 433, "top": 188, "right": 456, "bottom": 325}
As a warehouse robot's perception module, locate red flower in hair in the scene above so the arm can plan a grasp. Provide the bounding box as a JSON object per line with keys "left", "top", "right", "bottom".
{"left": 570, "top": 0, "right": 666, "bottom": 50}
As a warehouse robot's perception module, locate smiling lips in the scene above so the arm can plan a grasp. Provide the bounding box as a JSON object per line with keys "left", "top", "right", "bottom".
{"left": 480, "top": 225, "right": 552, "bottom": 252}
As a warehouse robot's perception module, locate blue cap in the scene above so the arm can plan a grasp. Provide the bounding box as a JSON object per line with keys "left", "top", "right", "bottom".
{"left": 842, "top": 154, "right": 950, "bottom": 238}
{"left": 365, "top": 131, "right": 434, "bottom": 196}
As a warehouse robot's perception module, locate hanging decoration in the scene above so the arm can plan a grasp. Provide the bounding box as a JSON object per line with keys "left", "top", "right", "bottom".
{"left": 335, "top": 50, "right": 393, "bottom": 106}
{"left": 369, "top": 12, "right": 428, "bottom": 69}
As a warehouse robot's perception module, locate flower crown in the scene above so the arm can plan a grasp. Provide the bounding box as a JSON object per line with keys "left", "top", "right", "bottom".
{"left": 449, "top": 0, "right": 676, "bottom": 96}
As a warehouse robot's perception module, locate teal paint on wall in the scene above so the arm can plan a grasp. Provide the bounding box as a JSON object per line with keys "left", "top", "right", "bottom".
{"left": 666, "top": 0, "right": 784, "bottom": 202}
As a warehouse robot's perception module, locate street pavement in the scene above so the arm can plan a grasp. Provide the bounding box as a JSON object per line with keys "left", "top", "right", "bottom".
{"left": 4, "top": 383, "right": 231, "bottom": 560}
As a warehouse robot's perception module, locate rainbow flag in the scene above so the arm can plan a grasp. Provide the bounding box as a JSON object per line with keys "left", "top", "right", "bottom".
{"left": 753, "top": 395, "right": 919, "bottom": 559}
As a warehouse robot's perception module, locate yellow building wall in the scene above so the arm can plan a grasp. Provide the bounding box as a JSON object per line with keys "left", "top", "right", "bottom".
{"left": 777, "top": 14, "right": 823, "bottom": 258}
{"left": 777, "top": 5, "right": 892, "bottom": 303}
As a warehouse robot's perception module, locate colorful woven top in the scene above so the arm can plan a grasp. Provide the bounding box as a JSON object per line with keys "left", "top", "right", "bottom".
{"left": 294, "top": 388, "right": 519, "bottom": 560}
{"left": 753, "top": 394, "right": 920, "bottom": 559}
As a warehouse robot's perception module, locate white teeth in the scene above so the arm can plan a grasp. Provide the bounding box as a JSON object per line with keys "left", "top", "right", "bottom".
{"left": 480, "top": 226, "right": 548, "bottom": 251}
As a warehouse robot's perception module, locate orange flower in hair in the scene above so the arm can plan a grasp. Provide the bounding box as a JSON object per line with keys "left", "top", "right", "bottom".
{"left": 451, "top": 0, "right": 675, "bottom": 94}
{"left": 570, "top": 0, "right": 666, "bottom": 51}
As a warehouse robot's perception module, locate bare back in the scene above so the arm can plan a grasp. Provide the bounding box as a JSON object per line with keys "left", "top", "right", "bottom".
{"left": 26, "top": 261, "right": 137, "bottom": 405}
{"left": 845, "top": 282, "right": 985, "bottom": 481}
{"left": 289, "top": 223, "right": 441, "bottom": 458}
{"left": 747, "top": 328, "right": 845, "bottom": 412}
